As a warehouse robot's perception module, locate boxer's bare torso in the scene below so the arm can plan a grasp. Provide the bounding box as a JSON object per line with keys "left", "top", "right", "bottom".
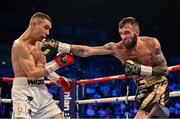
{"left": 12, "top": 38, "right": 45, "bottom": 78}
{"left": 113, "top": 36, "right": 155, "bottom": 65}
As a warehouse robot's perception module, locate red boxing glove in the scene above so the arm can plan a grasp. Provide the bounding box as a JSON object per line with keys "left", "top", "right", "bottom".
{"left": 54, "top": 52, "right": 74, "bottom": 68}
{"left": 45, "top": 53, "right": 74, "bottom": 74}
{"left": 57, "top": 76, "right": 73, "bottom": 92}
{"left": 47, "top": 72, "right": 73, "bottom": 92}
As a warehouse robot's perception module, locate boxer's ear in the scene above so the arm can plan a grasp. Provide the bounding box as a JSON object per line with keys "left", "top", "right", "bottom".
{"left": 136, "top": 29, "right": 140, "bottom": 35}
{"left": 132, "top": 24, "right": 140, "bottom": 36}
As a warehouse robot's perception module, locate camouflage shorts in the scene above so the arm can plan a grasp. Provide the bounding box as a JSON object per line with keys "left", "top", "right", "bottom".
{"left": 135, "top": 80, "right": 169, "bottom": 113}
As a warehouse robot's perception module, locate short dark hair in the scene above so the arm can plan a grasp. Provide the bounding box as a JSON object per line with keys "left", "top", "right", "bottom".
{"left": 30, "top": 12, "right": 52, "bottom": 23}
{"left": 118, "top": 17, "right": 139, "bottom": 28}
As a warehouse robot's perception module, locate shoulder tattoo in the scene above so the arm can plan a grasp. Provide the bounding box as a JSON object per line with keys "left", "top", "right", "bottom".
{"left": 70, "top": 46, "right": 86, "bottom": 56}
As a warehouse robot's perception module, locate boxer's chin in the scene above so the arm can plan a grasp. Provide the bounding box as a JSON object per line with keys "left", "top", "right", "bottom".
{"left": 124, "top": 36, "right": 137, "bottom": 49}
{"left": 39, "top": 36, "right": 45, "bottom": 41}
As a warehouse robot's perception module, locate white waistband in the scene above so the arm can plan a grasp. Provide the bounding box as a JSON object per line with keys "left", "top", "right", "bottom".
{"left": 13, "top": 77, "right": 45, "bottom": 86}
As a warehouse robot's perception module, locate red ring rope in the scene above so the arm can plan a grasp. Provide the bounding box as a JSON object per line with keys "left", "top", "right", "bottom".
{"left": 0, "top": 77, "right": 56, "bottom": 85}
{"left": 77, "top": 64, "right": 180, "bottom": 85}
{"left": 76, "top": 74, "right": 125, "bottom": 85}
{"left": 168, "top": 65, "right": 180, "bottom": 72}
{"left": 0, "top": 65, "right": 180, "bottom": 85}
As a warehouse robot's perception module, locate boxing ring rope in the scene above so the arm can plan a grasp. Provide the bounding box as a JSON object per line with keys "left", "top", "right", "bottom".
{"left": 0, "top": 75, "right": 126, "bottom": 85}
{"left": 0, "top": 98, "right": 60, "bottom": 104}
{"left": 76, "top": 65, "right": 180, "bottom": 85}
{"left": 0, "top": 65, "right": 180, "bottom": 104}
{"left": 75, "top": 91, "right": 180, "bottom": 104}
{"left": 76, "top": 74, "right": 126, "bottom": 85}
{"left": 0, "top": 77, "right": 56, "bottom": 85}
{"left": 1, "top": 65, "right": 180, "bottom": 85}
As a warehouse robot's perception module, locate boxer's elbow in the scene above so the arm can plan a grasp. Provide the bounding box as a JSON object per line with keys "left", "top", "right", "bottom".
{"left": 164, "top": 67, "right": 169, "bottom": 76}
{"left": 26, "top": 70, "right": 43, "bottom": 80}
{"left": 80, "top": 50, "right": 92, "bottom": 57}
{"left": 152, "top": 66, "right": 169, "bottom": 76}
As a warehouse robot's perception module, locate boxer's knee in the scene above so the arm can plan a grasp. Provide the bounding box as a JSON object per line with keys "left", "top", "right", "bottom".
{"left": 154, "top": 105, "right": 169, "bottom": 118}
{"left": 14, "top": 117, "right": 26, "bottom": 119}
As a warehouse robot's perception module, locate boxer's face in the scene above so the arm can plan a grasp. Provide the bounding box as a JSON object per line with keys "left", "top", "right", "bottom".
{"left": 119, "top": 23, "right": 138, "bottom": 49}
{"left": 33, "top": 19, "right": 52, "bottom": 41}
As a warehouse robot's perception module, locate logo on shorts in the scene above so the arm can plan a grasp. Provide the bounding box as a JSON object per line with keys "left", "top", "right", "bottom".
{"left": 27, "top": 79, "right": 44, "bottom": 85}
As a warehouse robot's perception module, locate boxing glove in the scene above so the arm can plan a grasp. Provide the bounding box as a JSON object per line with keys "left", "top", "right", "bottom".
{"left": 41, "top": 38, "right": 71, "bottom": 58}
{"left": 47, "top": 72, "right": 73, "bottom": 92}
{"left": 45, "top": 53, "right": 74, "bottom": 74}
{"left": 57, "top": 76, "right": 73, "bottom": 92}
{"left": 124, "top": 60, "right": 152, "bottom": 76}
{"left": 124, "top": 60, "right": 168, "bottom": 76}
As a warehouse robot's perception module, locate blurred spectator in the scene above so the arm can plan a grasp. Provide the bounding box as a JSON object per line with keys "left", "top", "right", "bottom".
{"left": 86, "top": 105, "right": 95, "bottom": 118}
{"left": 97, "top": 107, "right": 106, "bottom": 118}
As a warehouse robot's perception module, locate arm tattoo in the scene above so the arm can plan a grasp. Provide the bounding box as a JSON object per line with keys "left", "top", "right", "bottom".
{"left": 152, "top": 67, "right": 168, "bottom": 76}
{"left": 154, "top": 48, "right": 167, "bottom": 66}
{"left": 70, "top": 46, "right": 85, "bottom": 56}
{"left": 100, "top": 42, "right": 113, "bottom": 50}
{"left": 152, "top": 48, "right": 168, "bottom": 76}
{"left": 70, "top": 42, "right": 114, "bottom": 57}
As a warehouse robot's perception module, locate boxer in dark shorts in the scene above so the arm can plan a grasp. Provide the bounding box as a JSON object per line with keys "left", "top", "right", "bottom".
{"left": 41, "top": 17, "right": 170, "bottom": 118}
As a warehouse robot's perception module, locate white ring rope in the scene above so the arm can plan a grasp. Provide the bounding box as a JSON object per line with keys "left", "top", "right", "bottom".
{"left": 0, "top": 98, "right": 60, "bottom": 104}
{"left": 75, "top": 91, "right": 180, "bottom": 104}
{"left": 1, "top": 91, "right": 179, "bottom": 104}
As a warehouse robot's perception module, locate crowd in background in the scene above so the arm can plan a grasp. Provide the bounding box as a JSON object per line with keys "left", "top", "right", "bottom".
{"left": 0, "top": 57, "right": 180, "bottom": 118}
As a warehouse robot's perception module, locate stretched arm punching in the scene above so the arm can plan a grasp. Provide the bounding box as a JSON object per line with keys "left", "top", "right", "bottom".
{"left": 41, "top": 38, "right": 114, "bottom": 57}
{"left": 70, "top": 42, "right": 114, "bottom": 57}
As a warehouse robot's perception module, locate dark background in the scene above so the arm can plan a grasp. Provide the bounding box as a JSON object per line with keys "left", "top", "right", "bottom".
{"left": 0, "top": 0, "right": 180, "bottom": 63}
{"left": 0, "top": 0, "right": 180, "bottom": 52}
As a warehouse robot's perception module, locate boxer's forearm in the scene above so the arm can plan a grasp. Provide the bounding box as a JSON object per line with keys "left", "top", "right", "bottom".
{"left": 26, "top": 66, "right": 47, "bottom": 80}
{"left": 70, "top": 45, "right": 95, "bottom": 57}
{"left": 41, "top": 38, "right": 113, "bottom": 57}
{"left": 70, "top": 44, "right": 113, "bottom": 57}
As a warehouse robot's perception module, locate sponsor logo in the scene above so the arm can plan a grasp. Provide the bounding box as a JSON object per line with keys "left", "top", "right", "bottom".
{"left": 27, "top": 79, "right": 44, "bottom": 85}
{"left": 64, "top": 92, "right": 72, "bottom": 119}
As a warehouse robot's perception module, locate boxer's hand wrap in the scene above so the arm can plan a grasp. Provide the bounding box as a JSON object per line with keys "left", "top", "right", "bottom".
{"left": 57, "top": 42, "right": 70, "bottom": 53}
{"left": 124, "top": 60, "right": 152, "bottom": 76}
{"left": 41, "top": 38, "right": 70, "bottom": 58}
{"left": 47, "top": 72, "right": 73, "bottom": 92}
{"left": 45, "top": 53, "right": 74, "bottom": 74}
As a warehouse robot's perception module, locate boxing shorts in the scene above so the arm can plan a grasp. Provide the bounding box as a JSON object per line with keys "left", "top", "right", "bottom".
{"left": 11, "top": 77, "right": 62, "bottom": 119}
{"left": 135, "top": 76, "right": 169, "bottom": 113}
